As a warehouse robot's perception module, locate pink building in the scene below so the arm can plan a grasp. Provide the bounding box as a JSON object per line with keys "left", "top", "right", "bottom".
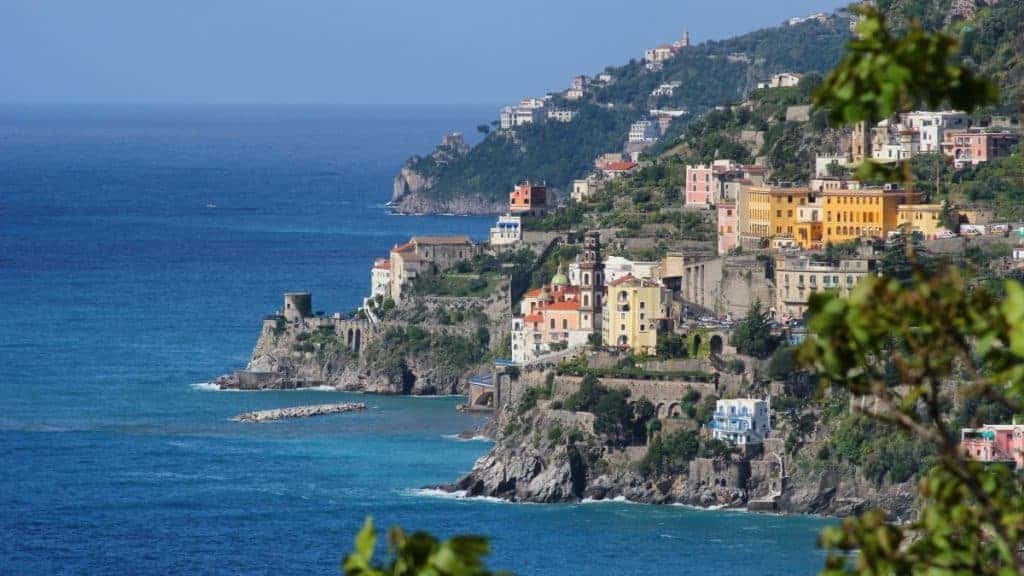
{"left": 717, "top": 202, "right": 738, "bottom": 255}
{"left": 685, "top": 165, "right": 714, "bottom": 207}
{"left": 961, "top": 424, "right": 1024, "bottom": 469}
{"left": 942, "top": 130, "right": 1021, "bottom": 168}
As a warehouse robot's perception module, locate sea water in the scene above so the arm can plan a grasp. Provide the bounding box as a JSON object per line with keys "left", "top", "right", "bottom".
{"left": 0, "top": 105, "right": 832, "bottom": 575}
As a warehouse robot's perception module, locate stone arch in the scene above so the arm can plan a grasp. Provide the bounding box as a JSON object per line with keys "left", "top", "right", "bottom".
{"left": 656, "top": 403, "right": 668, "bottom": 419}
{"left": 353, "top": 329, "right": 362, "bottom": 353}
{"left": 347, "top": 328, "right": 354, "bottom": 347}
{"left": 691, "top": 334, "right": 703, "bottom": 356}
{"left": 668, "top": 403, "right": 684, "bottom": 418}
{"left": 709, "top": 334, "right": 724, "bottom": 356}
{"left": 474, "top": 391, "right": 494, "bottom": 407}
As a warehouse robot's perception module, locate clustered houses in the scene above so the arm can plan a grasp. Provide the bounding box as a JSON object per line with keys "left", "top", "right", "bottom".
{"left": 512, "top": 232, "right": 605, "bottom": 364}
{"left": 852, "top": 110, "right": 1020, "bottom": 166}
{"left": 685, "top": 161, "right": 766, "bottom": 207}
{"left": 368, "top": 236, "right": 481, "bottom": 304}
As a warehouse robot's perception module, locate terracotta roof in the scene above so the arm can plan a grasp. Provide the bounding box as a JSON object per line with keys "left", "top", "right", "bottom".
{"left": 605, "top": 161, "right": 638, "bottom": 171}
{"left": 523, "top": 288, "right": 544, "bottom": 298}
{"left": 524, "top": 314, "right": 544, "bottom": 323}
{"left": 547, "top": 301, "right": 581, "bottom": 311}
{"left": 392, "top": 242, "right": 415, "bottom": 253}
{"left": 411, "top": 235, "right": 474, "bottom": 246}
{"left": 608, "top": 274, "right": 639, "bottom": 287}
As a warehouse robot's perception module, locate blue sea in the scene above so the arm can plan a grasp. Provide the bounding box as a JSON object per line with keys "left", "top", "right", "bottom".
{"left": 0, "top": 105, "right": 832, "bottom": 575}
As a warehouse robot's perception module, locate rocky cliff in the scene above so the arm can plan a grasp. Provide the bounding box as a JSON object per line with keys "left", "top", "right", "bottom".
{"left": 447, "top": 401, "right": 917, "bottom": 519}
{"left": 391, "top": 166, "right": 504, "bottom": 215}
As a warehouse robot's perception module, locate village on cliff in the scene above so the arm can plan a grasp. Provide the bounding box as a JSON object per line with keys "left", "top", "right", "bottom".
{"left": 213, "top": 12, "right": 1024, "bottom": 512}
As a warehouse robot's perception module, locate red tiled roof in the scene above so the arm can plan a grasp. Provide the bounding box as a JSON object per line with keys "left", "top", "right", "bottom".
{"left": 392, "top": 242, "right": 415, "bottom": 253}
{"left": 546, "top": 301, "right": 581, "bottom": 311}
{"left": 524, "top": 314, "right": 543, "bottom": 323}
{"left": 608, "top": 274, "right": 638, "bottom": 287}
{"left": 605, "top": 161, "right": 638, "bottom": 171}
{"left": 524, "top": 288, "right": 544, "bottom": 298}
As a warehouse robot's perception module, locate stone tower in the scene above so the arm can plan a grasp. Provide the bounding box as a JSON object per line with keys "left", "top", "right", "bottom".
{"left": 283, "top": 292, "right": 312, "bottom": 323}
{"left": 680, "top": 29, "right": 690, "bottom": 48}
{"left": 577, "top": 231, "right": 605, "bottom": 333}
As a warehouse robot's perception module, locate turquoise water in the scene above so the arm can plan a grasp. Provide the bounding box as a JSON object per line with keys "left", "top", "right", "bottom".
{"left": 0, "top": 105, "right": 832, "bottom": 574}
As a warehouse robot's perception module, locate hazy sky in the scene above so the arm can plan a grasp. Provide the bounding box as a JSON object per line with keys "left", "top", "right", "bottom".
{"left": 1, "top": 1, "right": 850, "bottom": 105}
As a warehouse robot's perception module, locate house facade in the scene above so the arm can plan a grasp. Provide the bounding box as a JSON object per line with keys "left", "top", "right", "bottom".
{"left": 711, "top": 399, "right": 772, "bottom": 446}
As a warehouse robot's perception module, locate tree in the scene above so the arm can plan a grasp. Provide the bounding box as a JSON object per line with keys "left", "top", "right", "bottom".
{"left": 593, "top": 388, "right": 632, "bottom": 448}
{"left": 656, "top": 332, "right": 687, "bottom": 358}
{"left": 342, "top": 517, "right": 510, "bottom": 576}
{"left": 476, "top": 124, "right": 490, "bottom": 135}
{"left": 730, "top": 300, "right": 779, "bottom": 358}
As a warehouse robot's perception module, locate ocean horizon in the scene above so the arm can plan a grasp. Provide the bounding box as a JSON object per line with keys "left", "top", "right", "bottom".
{"left": 0, "top": 105, "right": 833, "bottom": 575}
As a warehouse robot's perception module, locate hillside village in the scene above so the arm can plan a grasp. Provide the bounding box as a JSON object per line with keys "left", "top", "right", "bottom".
{"left": 215, "top": 0, "right": 1024, "bottom": 516}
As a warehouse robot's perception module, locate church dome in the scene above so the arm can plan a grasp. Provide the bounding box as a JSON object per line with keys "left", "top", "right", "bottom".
{"left": 551, "top": 263, "right": 569, "bottom": 287}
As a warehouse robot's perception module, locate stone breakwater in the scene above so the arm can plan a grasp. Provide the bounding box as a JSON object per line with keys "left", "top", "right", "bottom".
{"left": 231, "top": 403, "right": 367, "bottom": 423}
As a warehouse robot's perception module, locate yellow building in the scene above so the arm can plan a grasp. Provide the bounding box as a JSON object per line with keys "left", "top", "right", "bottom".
{"left": 739, "top": 186, "right": 811, "bottom": 241}
{"left": 774, "top": 254, "right": 877, "bottom": 319}
{"left": 820, "top": 186, "right": 919, "bottom": 244}
{"left": 897, "top": 204, "right": 944, "bottom": 238}
{"left": 602, "top": 276, "right": 669, "bottom": 356}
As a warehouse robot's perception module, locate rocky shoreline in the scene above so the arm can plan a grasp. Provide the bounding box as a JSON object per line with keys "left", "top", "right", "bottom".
{"left": 231, "top": 402, "right": 367, "bottom": 423}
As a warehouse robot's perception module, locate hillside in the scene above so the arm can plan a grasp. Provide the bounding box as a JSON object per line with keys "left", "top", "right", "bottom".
{"left": 391, "top": 13, "right": 854, "bottom": 214}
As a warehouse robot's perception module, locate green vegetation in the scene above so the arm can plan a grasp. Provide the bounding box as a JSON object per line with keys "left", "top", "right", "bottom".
{"left": 638, "top": 429, "right": 699, "bottom": 476}
{"left": 342, "top": 517, "right": 508, "bottom": 576}
{"left": 558, "top": 355, "right": 715, "bottom": 383}
{"left": 411, "top": 273, "right": 497, "bottom": 298}
{"left": 803, "top": 9, "right": 1024, "bottom": 573}
{"left": 562, "top": 375, "right": 658, "bottom": 447}
{"left": 729, "top": 301, "right": 779, "bottom": 358}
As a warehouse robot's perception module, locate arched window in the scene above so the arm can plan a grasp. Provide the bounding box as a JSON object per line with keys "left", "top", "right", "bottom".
{"left": 550, "top": 318, "right": 555, "bottom": 330}
{"left": 583, "top": 273, "right": 590, "bottom": 285}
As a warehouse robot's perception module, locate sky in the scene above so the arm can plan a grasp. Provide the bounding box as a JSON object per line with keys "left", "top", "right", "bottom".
{"left": 0, "top": 0, "right": 850, "bottom": 106}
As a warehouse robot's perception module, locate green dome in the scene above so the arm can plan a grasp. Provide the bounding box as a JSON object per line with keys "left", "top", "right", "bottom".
{"left": 551, "top": 263, "right": 569, "bottom": 286}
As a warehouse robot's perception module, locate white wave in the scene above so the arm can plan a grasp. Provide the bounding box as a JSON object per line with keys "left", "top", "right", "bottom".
{"left": 190, "top": 382, "right": 230, "bottom": 392}
{"left": 404, "top": 488, "right": 508, "bottom": 504}
{"left": 440, "top": 433, "right": 492, "bottom": 442}
{"left": 580, "top": 495, "right": 639, "bottom": 505}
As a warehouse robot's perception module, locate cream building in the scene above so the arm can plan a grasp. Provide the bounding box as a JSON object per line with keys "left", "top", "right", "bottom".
{"left": 774, "top": 254, "right": 876, "bottom": 319}
{"left": 602, "top": 275, "right": 670, "bottom": 356}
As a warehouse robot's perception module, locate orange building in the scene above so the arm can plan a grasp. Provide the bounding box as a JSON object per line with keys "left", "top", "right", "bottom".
{"left": 509, "top": 181, "right": 549, "bottom": 217}
{"left": 739, "top": 185, "right": 811, "bottom": 241}
{"left": 820, "top": 186, "right": 919, "bottom": 244}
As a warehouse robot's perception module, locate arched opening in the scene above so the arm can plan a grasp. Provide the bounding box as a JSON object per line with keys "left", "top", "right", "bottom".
{"left": 668, "top": 403, "right": 683, "bottom": 418}
{"left": 353, "top": 329, "right": 362, "bottom": 353}
{"left": 710, "top": 334, "right": 723, "bottom": 356}
{"left": 692, "top": 334, "right": 702, "bottom": 356}
{"left": 656, "top": 403, "right": 668, "bottom": 419}
{"left": 347, "top": 328, "right": 354, "bottom": 347}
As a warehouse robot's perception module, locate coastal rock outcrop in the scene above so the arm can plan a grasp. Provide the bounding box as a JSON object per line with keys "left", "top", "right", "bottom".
{"left": 232, "top": 402, "right": 367, "bottom": 422}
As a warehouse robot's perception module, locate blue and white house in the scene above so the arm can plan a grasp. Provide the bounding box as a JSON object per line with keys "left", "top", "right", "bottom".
{"left": 711, "top": 398, "right": 772, "bottom": 445}
{"left": 489, "top": 215, "right": 522, "bottom": 247}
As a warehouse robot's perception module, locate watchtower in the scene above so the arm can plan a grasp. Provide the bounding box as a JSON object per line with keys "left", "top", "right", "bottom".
{"left": 283, "top": 293, "right": 312, "bottom": 323}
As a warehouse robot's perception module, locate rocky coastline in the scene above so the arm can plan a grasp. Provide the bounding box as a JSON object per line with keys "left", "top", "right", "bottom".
{"left": 232, "top": 402, "right": 367, "bottom": 423}
{"left": 391, "top": 166, "right": 503, "bottom": 216}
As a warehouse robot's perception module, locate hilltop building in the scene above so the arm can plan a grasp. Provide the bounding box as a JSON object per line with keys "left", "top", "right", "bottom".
{"left": 757, "top": 72, "right": 803, "bottom": 89}
{"left": 942, "top": 129, "right": 1021, "bottom": 168}
{"left": 711, "top": 399, "right": 772, "bottom": 446}
{"left": 388, "top": 236, "right": 480, "bottom": 303}
{"left": 508, "top": 181, "right": 549, "bottom": 218}
{"left": 718, "top": 202, "right": 738, "bottom": 255}
{"left": 571, "top": 175, "right": 603, "bottom": 202}
{"left": 628, "top": 120, "right": 660, "bottom": 145}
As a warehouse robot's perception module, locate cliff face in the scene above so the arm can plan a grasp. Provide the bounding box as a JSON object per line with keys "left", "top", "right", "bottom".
{"left": 449, "top": 404, "right": 917, "bottom": 518}
{"left": 391, "top": 167, "right": 504, "bottom": 215}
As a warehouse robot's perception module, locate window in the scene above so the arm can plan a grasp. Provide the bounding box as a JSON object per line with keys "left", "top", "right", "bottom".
{"left": 639, "top": 301, "right": 646, "bottom": 309}
{"left": 550, "top": 319, "right": 555, "bottom": 329}
{"left": 583, "top": 273, "right": 590, "bottom": 285}
{"left": 562, "top": 319, "right": 568, "bottom": 330}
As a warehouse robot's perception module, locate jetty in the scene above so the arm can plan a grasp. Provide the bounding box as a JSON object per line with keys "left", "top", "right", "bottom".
{"left": 231, "top": 402, "right": 367, "bottom": 423}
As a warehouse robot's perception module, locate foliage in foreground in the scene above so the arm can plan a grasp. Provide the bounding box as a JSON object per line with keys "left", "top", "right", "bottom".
{"left": 342, "top": 518, "right": 510, "bottom": 576}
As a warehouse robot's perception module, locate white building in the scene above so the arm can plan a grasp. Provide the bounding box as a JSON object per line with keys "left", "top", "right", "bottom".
{"left": 597, "top": 73, "right": 614, "bottom": 84}
{"left": 518, "top": 98, "right": 546, "bottom": 110}
{"left": 489, "top": 215, "right": 522, "bottom": 247}
{"left": 757, "top": 72, "right": 804, "bottom": 90}
{"left": 547, "top": 109, "right": 576, "bottom": 123}
{"left": 644, "top": 45, "right": 676, "bottom": 64}
{"left": 902, "top": 110, "right": 969, "bottom": 153}
{"left": 814, "top": 154, "right": 852, "bottom": 177}
{"left": 571, "top": 176, "right": 601, "bottom": 202}
{"left": 651, "top": 82, "right": 682, "bottom": 97}
{"left": 570, "top": 256, "right": 657, "bottom": 286}
{"left": 628, "top": 120, "right": 660, "bottom": 145}
{"left": 370, "top": 258, "right": 392, "bottom": 300}
{"left": 711, "top": 398, "right": 772, "bottom": 446}
{"left": 565, "top": 88, "right": 585, "bottom": 101}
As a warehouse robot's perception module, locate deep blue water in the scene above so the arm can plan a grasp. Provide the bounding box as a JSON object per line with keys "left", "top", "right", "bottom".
{"left": 0, "top": 105, "right": 831, "bottom": 575}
